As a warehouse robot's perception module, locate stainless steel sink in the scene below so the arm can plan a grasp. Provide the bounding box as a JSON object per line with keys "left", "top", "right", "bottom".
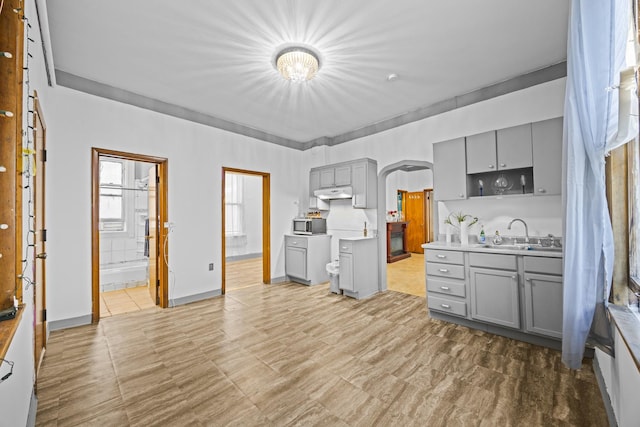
{"left": 479, "top": 244, "right": 561, "bottom": 253}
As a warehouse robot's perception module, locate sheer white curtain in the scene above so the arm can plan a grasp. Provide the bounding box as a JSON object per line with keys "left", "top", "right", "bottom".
{"left": 562, "top": 0, "right": 638, "bottom": 369}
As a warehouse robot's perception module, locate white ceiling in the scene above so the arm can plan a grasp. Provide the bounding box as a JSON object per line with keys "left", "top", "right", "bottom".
{"left": 46, "top": 0, "right": 569, "bottom": 146}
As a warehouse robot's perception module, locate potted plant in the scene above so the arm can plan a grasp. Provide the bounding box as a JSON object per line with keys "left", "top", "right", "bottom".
{"left": 444, "top": 212, "right": 478, "bottom": 245}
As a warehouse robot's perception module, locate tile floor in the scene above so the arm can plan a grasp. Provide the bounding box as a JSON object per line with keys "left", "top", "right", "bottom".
{"left": 386, "top": 253, "right": 425, "bottom": 298}
{"left": 100, "top": 286, "right": 156, "bottom": 318}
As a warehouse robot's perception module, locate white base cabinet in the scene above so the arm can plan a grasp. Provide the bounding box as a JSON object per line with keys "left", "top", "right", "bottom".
{"left": 339, "top": 237, "right": 378, "bottom": 299}
{"left": 285, "top": 235, "right": 331, "bottom": 285}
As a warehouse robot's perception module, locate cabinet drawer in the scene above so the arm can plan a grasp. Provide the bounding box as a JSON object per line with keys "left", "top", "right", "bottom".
{"left": 428, "top": 295, "right": 467, "bottom": 317}
{"left": 425, "top": 249, "right": 464, "bottom": 265}
{"left": 339, "top": 240, "right": 353, "bottom": 253}
{"left": 469, "top": 252, "right": 516, "bottom": 270}
{"left": 285, "top": 236, "right": 308, "bottom": 249}
{"left": 524, "top": 256, "right": 562, "bottom": 275}
{"left": 426, "top": 277, "right": 466, "bottom": 298}
{"left": 426, "top": 262, "right": 465, "bottom": 280}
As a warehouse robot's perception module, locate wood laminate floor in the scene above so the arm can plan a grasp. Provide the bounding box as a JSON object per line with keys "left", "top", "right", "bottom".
{"left": 36, "top": 283, "right": 607, "bottom": 426}
{"left": 226, "top": 257, "right": 263, "bottom": 291}
{"left": 387, "top": 253, "right": 426, "bottom": 298}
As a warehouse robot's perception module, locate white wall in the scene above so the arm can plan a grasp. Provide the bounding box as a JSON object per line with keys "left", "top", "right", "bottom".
{"left": 596, "top": 327, "right": 640, "bottom": 427}
{"left": 303, "top": 78, "right": 567, "bottom": 244}
{"left": 43, "top": 86, "right": 302, "bottom": 321}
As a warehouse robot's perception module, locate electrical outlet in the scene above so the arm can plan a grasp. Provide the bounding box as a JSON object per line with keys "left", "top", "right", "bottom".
{"left": 208, "top": 263, "right": 214, "bottom": 271}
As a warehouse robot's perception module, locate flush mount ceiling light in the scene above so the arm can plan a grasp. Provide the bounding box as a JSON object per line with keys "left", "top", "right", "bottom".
{"left": 275, "top": 47, "right": 320, "bottom": 82}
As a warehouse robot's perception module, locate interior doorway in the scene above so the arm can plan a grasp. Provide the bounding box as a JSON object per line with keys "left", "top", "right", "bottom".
{"left": 377, "top": 161, "right": 434, "bottom": 295}
{"left": 403, "top": 188, "right": 434, "bottom": 253}
{"left": 221, "top": 167, "right": 270, "bottom": 294}
{"left": 91, "top": 149, "right": 168, "bottom": 323}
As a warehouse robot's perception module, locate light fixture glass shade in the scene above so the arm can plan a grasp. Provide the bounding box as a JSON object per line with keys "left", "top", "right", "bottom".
{"left": 276, "top": 47, "right": 319, "bottom": 82}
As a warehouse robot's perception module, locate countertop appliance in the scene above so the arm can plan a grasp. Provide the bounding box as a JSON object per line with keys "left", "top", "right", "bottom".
{"left": 292, "top": 217, "right": 327, "bottom": 235}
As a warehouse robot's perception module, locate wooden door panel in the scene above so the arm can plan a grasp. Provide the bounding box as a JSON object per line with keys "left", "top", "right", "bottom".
{"left": 148, "top": 166, "right": 158, "bottom": 305}
{"left": 34, "top": 95, "right": 46, "bottom": 383}
{"left": 405, "top": 191, "right": 424, "bottom": 253}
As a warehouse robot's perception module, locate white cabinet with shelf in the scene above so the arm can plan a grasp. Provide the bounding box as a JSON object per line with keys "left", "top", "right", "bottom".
{"left": 466, "top": 131, "right": 497, "bottom": 174}
{"left": 309, "top": 158, "right": 377, "bottom": 209}
{"left": 433, "top": 138, "right": 467, "bottom": 201}
{"left": 285, "top": 235, "right": 331, "bottom": 286}
{"left": 339, "top": 237, "right": 378, "bottom": 299}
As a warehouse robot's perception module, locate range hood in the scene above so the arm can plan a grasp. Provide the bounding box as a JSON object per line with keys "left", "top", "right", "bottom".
{"left": 313, "top": 186, "right": 353, "bottom": 200}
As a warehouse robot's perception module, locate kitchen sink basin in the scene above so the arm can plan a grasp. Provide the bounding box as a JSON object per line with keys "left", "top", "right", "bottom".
{"left": 479, "top": 244, "right": 562, "bottom": 253}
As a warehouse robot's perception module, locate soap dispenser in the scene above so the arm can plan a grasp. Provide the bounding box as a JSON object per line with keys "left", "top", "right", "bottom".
{"left": 492, "top": 230, "right": 502, "bottom": 245}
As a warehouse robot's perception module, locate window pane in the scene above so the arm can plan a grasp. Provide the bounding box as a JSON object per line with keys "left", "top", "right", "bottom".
{"left": 100, "top": 160, "right": 123, "bottom": 185}
{"left": 100, "top": 188, "right": 123, "bottom": 196}
{"left": 100, "top": 195, "right": 123, "bottom": 220}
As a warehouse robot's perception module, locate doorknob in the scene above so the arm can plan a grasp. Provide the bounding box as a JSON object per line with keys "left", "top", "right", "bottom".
{"left": 36, "top": 252, "right": 47, "bottom": 259}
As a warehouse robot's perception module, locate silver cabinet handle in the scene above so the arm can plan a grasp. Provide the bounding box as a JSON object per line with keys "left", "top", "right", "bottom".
{"left": 341, "top": 246, "right": 348, "bottom": 250}
{"left": 292, "top": 241, "right": 298, "bottom": 245}
{"left": 440, "top": 286, "right": 450, "bottom": 290}
{"left": 500, "top": 163, "right": 506, "bottom": 167}
{"left": 525, "top": 278, "right": 532, "bottom": 282}
{"left": 488, "top": 165, "right": 495, "bottom": 169}
{"left": 538, "top": 188, "right": 546, "bottom": 193}
{"left": 459, "top": 194, "right": 464, "bottom": 198}
{"left": 439, "top": 268, "right": 449, "bottom": 273}
{"left": 436, "top": 254, "right": 446, "bottom": 259}
{"left": 511, "top": 275, "right": 517, "bottom": 279}
{"left": 441, "top": 304, "right": 451, "bottom": 309}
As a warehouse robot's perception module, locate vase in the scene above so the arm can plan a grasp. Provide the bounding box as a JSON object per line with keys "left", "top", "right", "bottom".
{"left": 460, "top": 220, "right": 469, "bottom": 246}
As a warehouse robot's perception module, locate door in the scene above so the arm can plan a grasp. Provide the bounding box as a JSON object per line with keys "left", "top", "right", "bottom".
{"left": 524, "top": 272, "right": 563, "bottom": 338}
{"left": 33, "top": 93, "right": 47, "bottom": 381}
{"left": 496, "top": 123, "right": 533, "bottom": 170}
{"left": 469, "top": 267, "right": 520, "bottom": 329}
{"left": 338, "top": 253, "right": 354, "bottom": 291}
{"left": 424, "top": 189, "right": 433, "bottom": 243}
{"left": 466, "top": 130, "right": 497, "bottom": 174}
{"left": 433, "top": 138, "right": 467, "bottom": 200}
{"left": 405, "top": 191, "right": 425, "bottom": 253}
{"left": 147, "top": 166, "right": 158, "bottom": 305}
{"left": 285, "top": 246, "right": 307, "bottom": 280}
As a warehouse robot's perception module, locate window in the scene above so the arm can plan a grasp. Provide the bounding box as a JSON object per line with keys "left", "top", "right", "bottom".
{"left": 225, "top": 173, "right": 244, "bottom": 236}
{"left": 628, "top": 139, "right": 640, "bottom": 312}
{"left": 99, "top": 159, "right": 125, "bottom": 232}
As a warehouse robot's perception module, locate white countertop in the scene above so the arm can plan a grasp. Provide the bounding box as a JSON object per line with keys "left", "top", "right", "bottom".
{"left": 340, "top": 236, "right": 376, "bottom": 241}
{"left": 422, "top": 241, "right": 563, "bottom": 258}
{"left": 285, "top": 233, "right": 332, "bottom": 238}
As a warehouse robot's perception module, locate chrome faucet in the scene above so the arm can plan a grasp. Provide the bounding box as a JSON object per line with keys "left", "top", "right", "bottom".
{"left": 507, "top": 218, "right": 529, "bottom": 243}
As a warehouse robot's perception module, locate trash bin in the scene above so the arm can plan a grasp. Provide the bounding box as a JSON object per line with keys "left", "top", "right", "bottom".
{"left": 326, "top": 261, "right": 341, "bottom": 294}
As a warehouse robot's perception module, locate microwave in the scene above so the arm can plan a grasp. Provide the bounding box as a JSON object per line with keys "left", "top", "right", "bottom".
{"left": 292, "top": 218, "right": 327, "bottom": 235}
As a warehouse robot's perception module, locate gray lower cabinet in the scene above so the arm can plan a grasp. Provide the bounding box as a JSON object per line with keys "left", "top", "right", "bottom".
{"left": 523, "top": 256, "right": 563, "bottom": 338}
{"left": 285, "top": 235, "right": 331, "bottom": 285}
{"left": 425, "top": 246, "right": 563, "bottom": 347}
{"left": 469, "top": 267, "right": 520, "bottom": 329}
{"left": 339, "top": 237, "right": 378, "bottom": 299}
{"left": 425, "top": 249, "right": 467, "bottom": 317}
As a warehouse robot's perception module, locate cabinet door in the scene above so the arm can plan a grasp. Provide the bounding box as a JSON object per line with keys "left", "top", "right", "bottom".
{"left": 496, "top": 123, "right": 533, "bottom": 170}
{"left": 433, "top": 138, "right": 467, "bottom": 201}
{"left": 319, "top": 168, "right": 335, "bottom": 188}
{"left": 334, "top": 165, "right": 351, "bottom": 186}
{"left": 470, "top": 267, "right": 520, "bottom": 329}
{"left": 352, "top": 162, "right": 367, "bottom": 208}
{"left": 309, "top": 170, "right": 320, "bottom": 197}
{"left": 532, "top": 118, "right": 562, "bottom": 196}
{"left": 338, "top": 253, "right": 354, "bottom": 291}
{"left": 285, "top": 246, "right": 307, "bottom": 280}
{"left": 466, "top": 131, "right": 497, "bottom": 174}
{"left": 524, "top": 273, "right": 563, "bottom": 338}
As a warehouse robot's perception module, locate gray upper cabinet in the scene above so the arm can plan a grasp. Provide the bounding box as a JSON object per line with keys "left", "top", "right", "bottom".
{"left": 466, "top": 131, "right": 497, "bottom": 174}
{"left": 433, "top": 138, "right": 467, "bottom": 201}
{"left": 496, "top": 123, "right": 533, "bottom": 170}
{"left": 309, "top": 170, "right": 320, "bottom": 197}
{"left": 319, "top": 168, "right": 335, "bottom": 188}
{"left": 352, "top": 159, "right": 377, "bottom": 208}
{"left": 532, "top": 117, "right": 563, "bottom": 196}
{"left": 334, "top": 165, "right": 351, "bottom": 186}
